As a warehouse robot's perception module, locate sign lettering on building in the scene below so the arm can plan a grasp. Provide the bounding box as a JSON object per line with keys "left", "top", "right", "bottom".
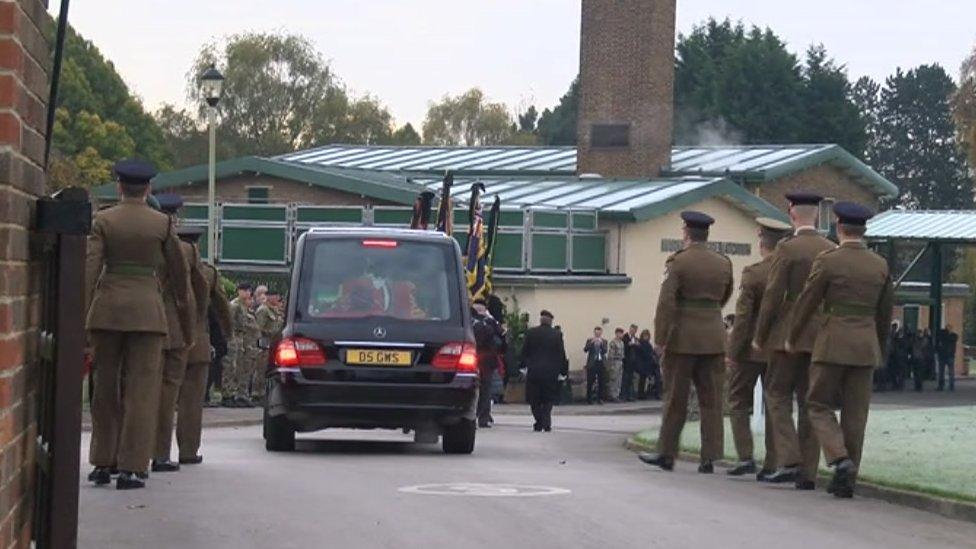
{"left": 660, "top": 239, "right": 752, "bottom": 256}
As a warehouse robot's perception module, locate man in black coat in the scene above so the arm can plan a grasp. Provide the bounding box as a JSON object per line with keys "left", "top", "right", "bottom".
{"left": 521, "top": 310, "right": 568, "bottom": 432}
{"left": 472, "top": 298, "right": 505, "bottom": 428}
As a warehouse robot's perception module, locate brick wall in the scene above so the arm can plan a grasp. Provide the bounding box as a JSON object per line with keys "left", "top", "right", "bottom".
{"left": 577, "top": 0, "right": 675, "bottom": 178}
{"left": 166, "top": 174, "right": 398, "bottom": 207}
{"left": 757, "top": 164, "right": 880, "bottom": 211}
{"left": 0, "top": 1, "right": 48, "bottom": 547}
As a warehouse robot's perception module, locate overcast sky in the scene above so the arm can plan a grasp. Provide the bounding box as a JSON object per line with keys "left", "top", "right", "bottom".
{"left": 54, "top": 1, "right": 975, "bottom": 129}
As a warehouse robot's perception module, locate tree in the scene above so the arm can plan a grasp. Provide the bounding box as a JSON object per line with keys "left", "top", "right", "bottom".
{"left": 421, "top": 88, "right": 514, "bottom": 146}
{"left": 952, "top": 43, "right": 976, "bottom": 168}
{"left": 391, "top": 123, "right": 422, "bottom": 145}
{"left": 799, "top": 45, "right": 867, "bottom": 157}
{"left": 873, "top": 65, "right": 973, "bottom": 209}
{"left": 518, "top": 106, "right": 538, "bottom": 133}
{"left": 853, "top": 76, "right": 883, "bottom": 165}
{"left": 49, "top": 26, "right": 172, "bottom": 188}
{"left": 185, "top": 31, "right": 395, "bottom": 158}
{"left": 536, "top": 78, "right": 579, "bottom": 145}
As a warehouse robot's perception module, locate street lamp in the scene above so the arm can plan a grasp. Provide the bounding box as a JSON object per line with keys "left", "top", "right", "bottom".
{"left": 200, "top": 65, "right": 224, "bottom": 263}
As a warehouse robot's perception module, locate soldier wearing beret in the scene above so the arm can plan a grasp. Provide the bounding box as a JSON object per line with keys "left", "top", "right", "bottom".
{"left": 151, "top": 194, "right": 207, "bottom": 473}
{"left": 85, "top": 159, "right": 192, "bottom": 489}
{"left": 521, "top": 310, "right": 568, "bottom": 432}
{"left": 639, "top": 211, "right": 733, "bottom": 473}
{"left": 752, "top": 192, "right": 835, "bottom": 489}
{"left": 725, "top": 217, "right": 791, "bottom": 479}
{"left": 789, "top": 202, "right": 893, "bottom": 498}
{"left": 223, "top": 282, "right": 257, "bottom": 406}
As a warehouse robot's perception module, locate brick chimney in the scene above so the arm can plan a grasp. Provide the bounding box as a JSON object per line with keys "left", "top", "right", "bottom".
{"left": 577, "top": 0, "right": 676, "bottom": 178}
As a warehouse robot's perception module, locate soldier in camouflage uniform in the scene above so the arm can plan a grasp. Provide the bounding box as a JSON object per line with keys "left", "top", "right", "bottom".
{"left": 253, "top": 292, "right": 282, "bottom": 402}
{"left": 241, "top": 299, "right": 262, "bottom": 402}
{"left": 222, "top": 282, "right": 253, "bottom": 406}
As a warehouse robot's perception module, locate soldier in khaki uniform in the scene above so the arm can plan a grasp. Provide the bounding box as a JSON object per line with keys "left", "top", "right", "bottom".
{"left": 168, "top": 227, "right": 232, "bottom": 464}
{"left": 725, "top": 217, "right": 791, "bottom": 479}
{"left": 752, "top": 191, "right": 835, "bottom": 489}
{"left": 639, "top": 211, "right": 733, "bottom": 473}
{"left": 86, "top": 159, "right": 192, "bottom": 490}
{"left": 151, "top": 195, "right": 206, "bottom": 473}
{"left": 253, "top": 292, "right": 281, "bottom": 401}
{"left": 222, "top": 283, "right": 254, "bottom": 406}
{"left": 789, "top": 202, "right": 893, "bottom": 498}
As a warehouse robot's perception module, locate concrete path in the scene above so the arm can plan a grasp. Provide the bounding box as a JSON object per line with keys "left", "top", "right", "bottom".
{"left": 78, "top": 413, "right": 976, "bottom": 549}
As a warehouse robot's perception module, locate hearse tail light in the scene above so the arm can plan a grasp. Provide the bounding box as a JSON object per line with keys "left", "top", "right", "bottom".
{"left": 432, "top": 342, "right": 478, "bottom": 373}
{"left": 275, "top": 337, "right": 327, "bottom": 367}
{"left": 362, "top": 239, "right": 398, "bottom": 248}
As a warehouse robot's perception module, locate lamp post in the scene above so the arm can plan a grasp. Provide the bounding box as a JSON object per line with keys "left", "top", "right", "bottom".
{"left": 200, "top": 65, "right": 224, "bottom": 263}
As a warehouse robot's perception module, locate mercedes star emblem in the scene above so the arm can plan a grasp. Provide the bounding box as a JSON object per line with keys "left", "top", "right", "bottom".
{"left": 373, "top": 326, "right": 387, "bottom": 339}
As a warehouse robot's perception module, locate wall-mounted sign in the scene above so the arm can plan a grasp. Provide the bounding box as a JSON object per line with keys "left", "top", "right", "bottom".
{"left": 660, "top": 239, "right": 752, "bottom": 256}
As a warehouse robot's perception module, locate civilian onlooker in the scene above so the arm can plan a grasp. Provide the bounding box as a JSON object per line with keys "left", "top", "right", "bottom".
{"left": 605, "top": 328, "right": 626, "bottom": 402}
{"left": 584, "top": 326, "right": 608, "bottom": 404}
{"left": 937, "top": 325, "right": 959, "bottom": 391}
{"left": 634, "top": 329, "right": 662, "bottom": 400}
{"left": 619, "top": 324, "right": 640, "bottom": 401}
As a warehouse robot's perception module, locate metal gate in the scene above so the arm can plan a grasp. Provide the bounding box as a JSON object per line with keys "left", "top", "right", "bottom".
{"left": 33, "top": 187, "right": 90, "bottom": 548}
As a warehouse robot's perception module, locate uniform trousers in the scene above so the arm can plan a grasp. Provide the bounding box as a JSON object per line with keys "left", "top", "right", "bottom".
{"left": 807, "top": 363, "right": 873, "bottom": 476}
{"left": 766, "top": 351, "right": 820, "bottom": 480}
{"left": 525, "top": 376, "right": 558, "bottom": 430}
{"left": 154, "top": 347, "right": 189, "bottom": 459}
{"left": 727, "top": 360, "right": 776, "bottom": 467}
{"left": 604, "top": 361, "right": 622, "bottom": 401}
{"left": 221, "top": 337, "right": 247, "bottom": 398}
{"left": 176, "top": 361, "right": 210, "bottom": 460}
{"left": 89, "top": 330, "right": 165, "bottom": 473}
{"left": 657, "top": 353, "right": 724, "bottom": 461}
{"left": 250, "top": 348, "right": 268, "bottom": 398}
{"left": 476, "top": 360, "right": 495, "bottom": 425}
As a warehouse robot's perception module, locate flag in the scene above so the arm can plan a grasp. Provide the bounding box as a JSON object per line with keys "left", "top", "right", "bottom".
{"left": 465, "top": 183, "right": 489, "bottom": 299}
{"left": 435, "top": 170, "right": 454, "bottom": 234}
{"left": 410, "top": 190, "right": 436, "bottom": 230}
{"left": 483, "top": 196, "right": 501, "bottom": 295}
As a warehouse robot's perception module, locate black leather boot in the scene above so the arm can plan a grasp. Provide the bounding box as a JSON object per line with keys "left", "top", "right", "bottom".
{"left": 638, "top": 453, "right": 674, "bottom": 471}
{"left": 116, "top": 471, "right": 146, "bottom": 490}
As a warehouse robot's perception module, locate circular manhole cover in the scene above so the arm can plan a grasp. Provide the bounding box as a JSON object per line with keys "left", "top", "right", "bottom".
{"left": 398, "top": 483, "right": 571, "bottom": 497}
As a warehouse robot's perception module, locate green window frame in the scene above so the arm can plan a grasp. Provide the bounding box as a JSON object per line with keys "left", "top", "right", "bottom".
{"left": 532, "top": 211, "right": 568, "bottom": 229}
{"left": 572, "top": 234, "right": 606, "bottom": 272}
{"left": 492, "top": 232, "right": 524, "bottom": 270}
{"left": 531, "top": 234, "right": 568, "bottom": 271}
{"left": 247, "top": 186, "right": 270, "bottom": 204}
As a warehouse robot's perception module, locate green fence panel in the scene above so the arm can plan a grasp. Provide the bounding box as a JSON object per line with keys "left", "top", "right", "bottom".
{"left": 373, "top": 209, "right": 413, "bottom": 225}
{"left": 572, "top": 234, "right": 606, "bottom": 271}
{"left": 454, "top": 233, "right": 469, "bottom": 255}
{"left": 453, "top": 209, "right": 470, "bottom": 229}
{"left": 296, "top": 207, "right": 364, "bottom": 223}
{"left": 183, "top": 205, "right": 208, "bottom": 220}
{"left": 222, "top": 205, "right": 287, "bottom": 222}
{"left": 572, "top": 212, "right": 597, "bottom": 230}
{"left": 198, "top": 232, "right": 209, "bottom": 261}
{"left": 221, "top": 227, "right": 286, "bottom": 262}
{"left": 531, "top": 234, "right": 567, "bottom": 270}
{"left": 498, "top": 210, "right": 524, "bottom": 227}
{"left": 492, "top": 233, "right": 523, "bottom": 269}
{"left": 533, "top": 211, "right": 568, "bottom": 229}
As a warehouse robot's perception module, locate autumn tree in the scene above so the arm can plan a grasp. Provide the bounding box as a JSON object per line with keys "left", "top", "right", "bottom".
{"left": 421, "top": 89, "right": 514, "bottom": 146}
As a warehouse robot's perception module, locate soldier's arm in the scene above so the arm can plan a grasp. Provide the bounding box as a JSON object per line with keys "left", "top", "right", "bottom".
{"left": 721, "top": 258, "right": 734, "bottom": 307}
{"left": 653, "top": 257, "right": 679, "bottom": 348}
{"left": 788, "top": 255, "right": 829, "bottom": 347}
{"left": 189, "top": 252, "right": 209, "bottom": 319}
{"left": 753, "top": 249, "right": 787, "bottom": 347}
{"left": 163, "top": 223, "right": 194, "bottom": 346}
{"left": 727, "top": 269, "right": 758, "bottom": 361}
{"left": 211, "top": 272, "right": 233, "bottom": 335}
{"left": 84, "top": 217, "right": 106, "bottom": 312}
{"left": 557, "top": 334, "right": 568, "bottom": 376}
{"left": 876, "top": 274, "right": 895, "bottom": 354}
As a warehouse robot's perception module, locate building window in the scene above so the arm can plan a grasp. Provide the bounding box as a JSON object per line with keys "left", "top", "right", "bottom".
{"left": 818, "top": 197, "right": 836, "bottom": 235}
{"left": 247, "top": 186, "right": 270, "bottom": 204}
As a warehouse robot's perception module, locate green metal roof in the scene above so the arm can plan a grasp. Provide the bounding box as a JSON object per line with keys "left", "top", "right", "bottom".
{"left": 867, "top": 210, "right": 976, "bottom": 243}
{"left": 275, "top": 143, "right": 897, "bottom": 198}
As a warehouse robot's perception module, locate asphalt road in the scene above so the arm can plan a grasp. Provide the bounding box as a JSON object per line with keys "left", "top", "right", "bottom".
{"left": 78, "top": 414, "right": 976, "bottom": 549}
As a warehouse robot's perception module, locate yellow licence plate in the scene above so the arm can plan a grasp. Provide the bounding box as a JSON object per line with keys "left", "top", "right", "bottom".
{"left": 345, "top": 349, "right": 413, "bottom": 367}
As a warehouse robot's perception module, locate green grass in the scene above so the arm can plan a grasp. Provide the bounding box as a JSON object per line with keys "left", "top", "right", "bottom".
{"left": 632, "top": 405, "right": 976, "bottom": 503}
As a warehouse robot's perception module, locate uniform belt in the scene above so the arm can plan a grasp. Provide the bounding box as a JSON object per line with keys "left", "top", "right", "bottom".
{"left": 825, "top": 303, "right": 875, "bottom": 317}
{"left": 104, "top": 263, "right": 156, "bottom": 277}
{"left": 678, "top": 298, "right": 721, "bottom": 310}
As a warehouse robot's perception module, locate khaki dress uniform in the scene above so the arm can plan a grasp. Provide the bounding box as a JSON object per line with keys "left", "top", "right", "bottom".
{"left": 790, "top": 240, "right": 893, "bottom": 477}
{"left": 86, "top": 197, "right": 191, "bottom": 474}
{"left": 654, "top": 241, "right": 733, "bottom": 463}
{"left": 175, "top": 259, "right": 232, "bottom": 460}
{"left": 753, "top": 227, "right": 835, "bottom": 481}
{"left": 153, "top": 239, "right": 205, "bottom": 462}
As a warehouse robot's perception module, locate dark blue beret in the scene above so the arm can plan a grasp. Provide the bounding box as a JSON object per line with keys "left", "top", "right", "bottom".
{"left": 785, "top": 191, "right": 823, "bottom": 206}
{"left": 177, "top": 225, "right": 205, "bottom": 241}
{"left": 833, "top": 202, "right": 873, "bottom": 226}
{"left": 681, "top": 210, "right": 715, "bottom": 229}
{"left": 156, "top": 194, "right": 184, "bottom": 214}
{"left": 113, "top": 158, "right": 157, "bottom": 184}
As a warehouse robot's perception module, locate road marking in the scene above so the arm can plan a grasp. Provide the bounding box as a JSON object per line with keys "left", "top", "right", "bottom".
{"left": 398, "top": 483, "right": 571, "bottom": 497}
